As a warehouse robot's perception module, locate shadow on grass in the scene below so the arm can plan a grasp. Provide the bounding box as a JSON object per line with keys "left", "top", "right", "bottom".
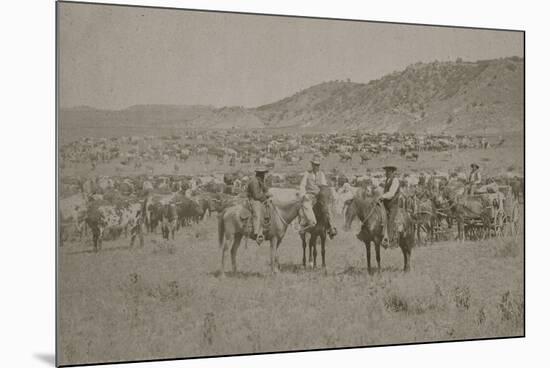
{"left": 278, "top": 262, "right": 305, "bottom": 274}
{"left": 209, "top": 270, "right": 266, "bottom": 279}
{"left": 338, "top": 264, "right": 402, "bottom": 276}
{"left": 64, "top": 244, "right": 136, "bottom": 255}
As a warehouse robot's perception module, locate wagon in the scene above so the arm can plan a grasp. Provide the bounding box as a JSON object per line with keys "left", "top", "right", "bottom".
{"left": 465, "top": 185, "right": 520, "bottom": 239}
{"left": 461, "top": 191, "right": 504, "bottom": 240}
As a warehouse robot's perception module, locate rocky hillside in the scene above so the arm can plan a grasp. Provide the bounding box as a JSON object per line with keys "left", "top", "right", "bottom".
{"left": 254, "top": 57, "right": 524, "bottom": 134}
{"left": 60, "top": 57, "right": 523, "bottom": 135}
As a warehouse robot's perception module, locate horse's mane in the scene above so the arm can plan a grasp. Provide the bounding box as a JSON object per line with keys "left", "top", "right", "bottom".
{"left": 317, "top": 185, "right": 335, "bottom": 202}
{"left": 354, "top": 187, "right": 379, "bottom": 203}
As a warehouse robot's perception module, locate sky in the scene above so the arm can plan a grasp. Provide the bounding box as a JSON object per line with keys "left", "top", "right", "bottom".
{"left": 58, "top": 2, "right": 523, "bottom": 110}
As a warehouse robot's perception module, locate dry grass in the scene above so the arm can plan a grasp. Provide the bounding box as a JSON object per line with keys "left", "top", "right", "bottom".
{"left": 58, "top": 211, "right": 524, "bottom": 365}
{"left": 58, "top": 140, "right": 524, "bottom": 365}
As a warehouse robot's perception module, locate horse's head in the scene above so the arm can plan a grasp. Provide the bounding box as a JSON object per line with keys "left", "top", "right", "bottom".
{"left": 317, "top": 186, "right": 338, "bottom": 238}
{"left": 314, "top": 185, "right": 335, "bottom": 219}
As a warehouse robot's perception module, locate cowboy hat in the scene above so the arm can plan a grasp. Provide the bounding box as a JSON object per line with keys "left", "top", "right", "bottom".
{"left": 255, "top": 166, "right": 269, "bottom": 173}
{"left": 382, "top": 165, "right": 397, "bottom": 172}
{"left": 310, "top": 155, "right": 321, "bottom": 165}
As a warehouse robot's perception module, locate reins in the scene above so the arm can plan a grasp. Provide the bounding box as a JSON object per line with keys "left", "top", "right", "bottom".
{"left": 272, "top": 201, "right": 289, "bottom": 227}
{"left": 358, "top": 200, "right": 381, "bottom": 226}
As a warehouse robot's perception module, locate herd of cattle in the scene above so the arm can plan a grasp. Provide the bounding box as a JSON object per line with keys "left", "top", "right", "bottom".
{"left": 59, "top": 130, "right": 521, "bottom": 258}
{"left": 59, "top": 159, "right": 524, "bottom": 253}
{"left": 60, "top": 131, "right": 501, "bottom": 171}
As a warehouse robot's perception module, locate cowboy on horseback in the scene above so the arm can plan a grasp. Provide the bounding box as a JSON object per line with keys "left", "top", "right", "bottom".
{"left": 378, "top": 164, "right": 401, "bottom": 248}
{"left": 247, "top": 166, "right": 271, "bottom": 240}
{"left": 298, "top": 155, "right": 327, "bottom": 233}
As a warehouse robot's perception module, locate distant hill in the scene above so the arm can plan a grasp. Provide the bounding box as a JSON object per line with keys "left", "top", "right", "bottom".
{"left": 254, "top": 57, "right": 523, "bottom": 134}
{"left": 60, "top": 57, "right": 523, "bottom": 136}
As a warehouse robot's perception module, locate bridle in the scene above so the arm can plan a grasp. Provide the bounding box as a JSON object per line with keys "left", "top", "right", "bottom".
{"left": 354, "top": 199, "right": 382, "bottom": 226}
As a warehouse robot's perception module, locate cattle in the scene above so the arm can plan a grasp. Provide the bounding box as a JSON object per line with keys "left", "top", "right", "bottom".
{"left": 85, "top": 201, "right": 144, "bottom": 251}
{"left": 339, "top": 152, "right": 352, "bottom": 163}
{"left": 359, "top": 152, "right": 370, "bottom": 164}
{"left": 405, "top": 152, "right": 419, "bottom": 161}
{"left": 175, "top": 196, "right": 204, "bottom": 228}
{"left": 508, "top": 177, "right": 524, "bottom": 202}
{"left": 160, "top": 203, "right": 178, "bottom": 240}
{"left": 145, "top": 193, "right": 177, "bottom": 233}
{"left": 97, "top": 177, "right": 115, "bottom": 192}
{"left": 59, "top": 194, "right": 88, "bottom": 244}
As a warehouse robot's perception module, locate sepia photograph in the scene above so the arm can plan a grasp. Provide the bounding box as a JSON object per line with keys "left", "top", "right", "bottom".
{"left": 56, "top": 1, "right": 524, "bottom": 366}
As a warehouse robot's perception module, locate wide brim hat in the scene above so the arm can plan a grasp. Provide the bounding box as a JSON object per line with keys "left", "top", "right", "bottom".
{"left": 310, "top": 156, "right": 321, "bottom": 165}
{"left": 471, "top": 163, "right": 480, "bottom": 169}
{"left": 382, "top": 165, "right": 397, "bottom": 172}
{"left": 255, "top": 166, "right": 269, "bottom": 173}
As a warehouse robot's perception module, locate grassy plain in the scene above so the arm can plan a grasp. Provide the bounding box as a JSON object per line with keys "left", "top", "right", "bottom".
{"left": 58, "top": 133, "right": 524, "bottom": 365}
{"left": 58, "top": 211, "right": 523, "bottom": 365}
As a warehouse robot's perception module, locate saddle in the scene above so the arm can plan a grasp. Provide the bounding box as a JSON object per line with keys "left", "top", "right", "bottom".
{"left": 239, "top": 200, "right": 271, "bottom": 236}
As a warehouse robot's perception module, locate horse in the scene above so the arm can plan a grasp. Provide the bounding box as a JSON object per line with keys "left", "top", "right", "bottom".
{"left": 436, "top": 183, "right": 492, "bottom": 242}
{"left": 453, "top": 195, "right": 493, "bottom": 241}
{"left": 411, "top": 189, "right": 437, "bottom": 245}
{"left": 344, "top": 192, "right": 415, "bottom": 273}
{"left": 217, "top": 192, "right": 316, "bottom": 276}
{"left": 299, "top": 186, "right": 338, "bottom": 269}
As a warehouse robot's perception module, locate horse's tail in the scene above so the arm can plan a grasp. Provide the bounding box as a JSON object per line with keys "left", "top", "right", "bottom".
{"left": 217, "top": 211, "right": 225, "bottom": 248}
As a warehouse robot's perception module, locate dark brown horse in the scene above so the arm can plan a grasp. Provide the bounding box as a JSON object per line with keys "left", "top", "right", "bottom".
{"left": 344, "top": 192, "right": 415, "bottom": 273}
{"left": 299, "top": 186, "right": 338, "bottom": 269}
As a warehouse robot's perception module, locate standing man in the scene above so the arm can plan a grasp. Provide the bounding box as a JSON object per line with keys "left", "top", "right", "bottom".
{"left": 468, "top": 163, "right": 482, "bottom": 194}
{"left": 299, "top": 156, "right": 327, "bottom": 233}
{"left": 378, "top": 165, "right": 400, "bottom": 248}
{"left": 247, "top": 167, "right": 270, "bottom": 240}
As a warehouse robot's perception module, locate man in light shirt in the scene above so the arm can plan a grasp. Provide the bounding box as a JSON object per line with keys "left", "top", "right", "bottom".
{"left": 379, "top": 165, "right": 400, "bottom": 248}
{"left": 298, "top": 156, "right": 327, "bottom": 233}
{"left": 299, "top": 156, "right": 327, "bottom": 197}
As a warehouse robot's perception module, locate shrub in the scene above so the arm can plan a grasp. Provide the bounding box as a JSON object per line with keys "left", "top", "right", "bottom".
{"left": 492, "top": 238, "right": 521, "bottom": 258}
{"left": 383, "top": 274, "right": 446, "bottom": 314}
{"left": 453, "top": 286, "right": 471, "bottom": 311}
{"left": 498, "top": 291, "right": 524, "bottom": 327}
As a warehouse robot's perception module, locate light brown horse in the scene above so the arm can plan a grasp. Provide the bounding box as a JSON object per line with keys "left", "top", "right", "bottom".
{"left": 217, "top": 192, "right": 316, "bottom": 276}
